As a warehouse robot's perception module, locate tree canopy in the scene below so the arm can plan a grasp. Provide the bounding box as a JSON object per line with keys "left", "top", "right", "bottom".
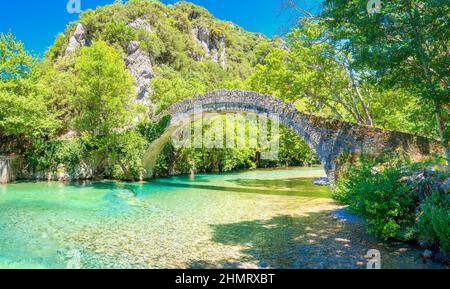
{"left": 0, "top": 33, "right": 60, "bottom": 153}
{"left": 71, "top": 41, "right": 136, "bottom": 135}
{"left": 321, "top": 0, "right": 449, "bottom": 162}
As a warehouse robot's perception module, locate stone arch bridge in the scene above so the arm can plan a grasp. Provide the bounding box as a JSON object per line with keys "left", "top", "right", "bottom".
{"left": 144, "top": 90, "right": 438, "bottom": 184}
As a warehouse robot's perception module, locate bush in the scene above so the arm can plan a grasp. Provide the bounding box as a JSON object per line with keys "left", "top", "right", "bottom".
{"left": 417, "top": 190, "right": 450, "bottom": 252}
{"left": 95, "top": 130, "right": 146, "bottom": 181}
{"left": 334, "top": 157, "right": 419, "bottom": 240}
{"left": 27, "top": 139, "right": 84, "bottom": 172}
{"left": 334, "top": 155, "right": 450, "bottom": 254}
{"left": 94, "top": 21, "right": 136, "bottom": 49}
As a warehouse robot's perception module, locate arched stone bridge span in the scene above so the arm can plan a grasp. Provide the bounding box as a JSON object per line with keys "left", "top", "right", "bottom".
{"left": 145, "top": 90, "right": 438, "bottom": 184}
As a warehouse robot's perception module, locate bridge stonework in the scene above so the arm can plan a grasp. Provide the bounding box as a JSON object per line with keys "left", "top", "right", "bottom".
{"left": 157, "top": 90, "right": 438, "bottom": 184}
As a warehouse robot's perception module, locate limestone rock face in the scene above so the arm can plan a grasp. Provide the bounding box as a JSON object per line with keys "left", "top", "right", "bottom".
{"left": 125, "top": 41, "right": 155, "bottom": 107}
{"left": 192, "top": 24, "right": 226, "bottom": 68}
{"left": 65, "top": 24, "right": 89, "bottom": 54}
{"left": 127, "top": 18, "right": 152, "bottom": 32}
{"left": 0, "top": 156, "right": 20, "bottom": 184}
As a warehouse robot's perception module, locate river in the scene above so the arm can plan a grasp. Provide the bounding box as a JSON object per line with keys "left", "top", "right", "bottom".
{"left": 0, "top": 167, "right": 445, "bottom": 269}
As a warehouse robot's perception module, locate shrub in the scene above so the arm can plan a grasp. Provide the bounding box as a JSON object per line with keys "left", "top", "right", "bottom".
{"left": 98, "top": 130, "right": 146, "bottom": 181}
{"left": 27, "top": 139, "right": 84, "bottom": 172}
{"left": 95, "top": 21, "right": 136, "bottom": 49}
{"left": 417, "top": 190, "right": 450, "bottom": 252}
{"left": 335, "top": 155, "right": 450, "bottom": 255}
{"left": 334, "top": 157, "right": 420, "bottom": 240}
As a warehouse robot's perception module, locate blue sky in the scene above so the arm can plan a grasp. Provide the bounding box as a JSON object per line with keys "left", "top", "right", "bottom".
{"left": 0, "top": 0, "right": 322, "bottom": 56}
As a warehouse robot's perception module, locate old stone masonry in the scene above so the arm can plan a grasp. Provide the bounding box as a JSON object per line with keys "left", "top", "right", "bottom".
{"left": 157, "top": 90, "right": 440, "bottom": 184}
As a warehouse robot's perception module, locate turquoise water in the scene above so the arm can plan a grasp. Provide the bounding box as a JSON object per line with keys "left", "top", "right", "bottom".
{"left": 0, "top": 167, "right": 444, "bottom": 269}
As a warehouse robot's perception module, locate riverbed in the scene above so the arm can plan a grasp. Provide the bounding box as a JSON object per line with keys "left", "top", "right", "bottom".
{"left": 0, "top": 167, "right": 445, "bottom": 269}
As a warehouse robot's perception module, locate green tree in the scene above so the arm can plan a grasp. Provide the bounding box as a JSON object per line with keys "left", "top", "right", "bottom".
{"left": 71, "top": 41, "right": 136, "bottom": 135}
{"left": 0, "top": 32, "right": 35, "bottom": 80}
{"left": 36, "top": 54, "right": 80, "bottom": 132}
{"left": 94, "top": 21, "right": 136, "bottom": 49}
{"left": 246, "top": 48, "right": 292, "bottom": 100}
{"left": 322, "top": 0, "right": 449, "bottom": 163}
{"left": 248, "top": 22, "right": 377, "bottom": 125}
{"left": 150, "top": 71, "right": 207, "bottom": 113}
{"left": 69, "top": 41, "right": 148, "bottom": 179}
{"left": 100, "top": 130, "right": 146, "bottom": 181}
{"left": 0, "top": 33, "right": 59, "bottom": 153}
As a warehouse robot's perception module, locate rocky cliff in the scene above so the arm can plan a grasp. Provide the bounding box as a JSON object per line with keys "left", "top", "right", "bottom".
{"left": 50, "top": 0, "right": 276, "bottom": 113}
{"left": 192, "top": 24, "right": 227, "bottom": 68}
{"left": 65, "top": 23, "right": 89, "bottom": 54}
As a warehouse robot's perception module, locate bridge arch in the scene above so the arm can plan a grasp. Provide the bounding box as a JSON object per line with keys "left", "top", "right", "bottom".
{"left": 144, "top": 90, "right": 437, "bottom": 184}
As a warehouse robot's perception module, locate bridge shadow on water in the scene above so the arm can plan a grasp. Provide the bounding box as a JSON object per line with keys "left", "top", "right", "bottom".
{"left": 154, "top": 177, "right": 330, "bottom": 198}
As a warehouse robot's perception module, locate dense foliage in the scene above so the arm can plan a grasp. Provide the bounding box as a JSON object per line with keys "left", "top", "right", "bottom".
{"left": 71, "top": 41, "right": 136, "bottom": 135}
{"left": 0, "top": 33, "right": 60, "bottom": 154}
{"left": 315, "top": 0, "right": 449, "bottom": 255}
{"left": 321, "top": 0, "right": 449, "bottom": 161}
{"left": 334, "top": 157, "right": 420, "bottom": 240}
{"left": 334, "top": 156, "right": 449, "bottom": 252}
{"left": 417, "top": 191, "right": 450, "bottom": 252}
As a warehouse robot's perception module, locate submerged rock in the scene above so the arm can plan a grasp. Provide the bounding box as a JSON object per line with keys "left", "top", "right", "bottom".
{"left": 313, "top": 177, "right": 330, "bottom": 186}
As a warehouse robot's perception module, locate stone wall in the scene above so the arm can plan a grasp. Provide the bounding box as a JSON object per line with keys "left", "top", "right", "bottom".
{"left": 0, "top": 156, "right": 96, "bottom": 183}
{"left": 0, "top": 156, "right": 21, "bottom": 184}
{"left": 161, "top": 90, "right": 440, "bottom": 184}
{"left": 29, "top": 161, "right": 96, "bottom": 182}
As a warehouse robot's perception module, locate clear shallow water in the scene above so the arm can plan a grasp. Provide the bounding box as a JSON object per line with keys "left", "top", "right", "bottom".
{"left": 0, "top": 167, "right": 445, "bottom": 269}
